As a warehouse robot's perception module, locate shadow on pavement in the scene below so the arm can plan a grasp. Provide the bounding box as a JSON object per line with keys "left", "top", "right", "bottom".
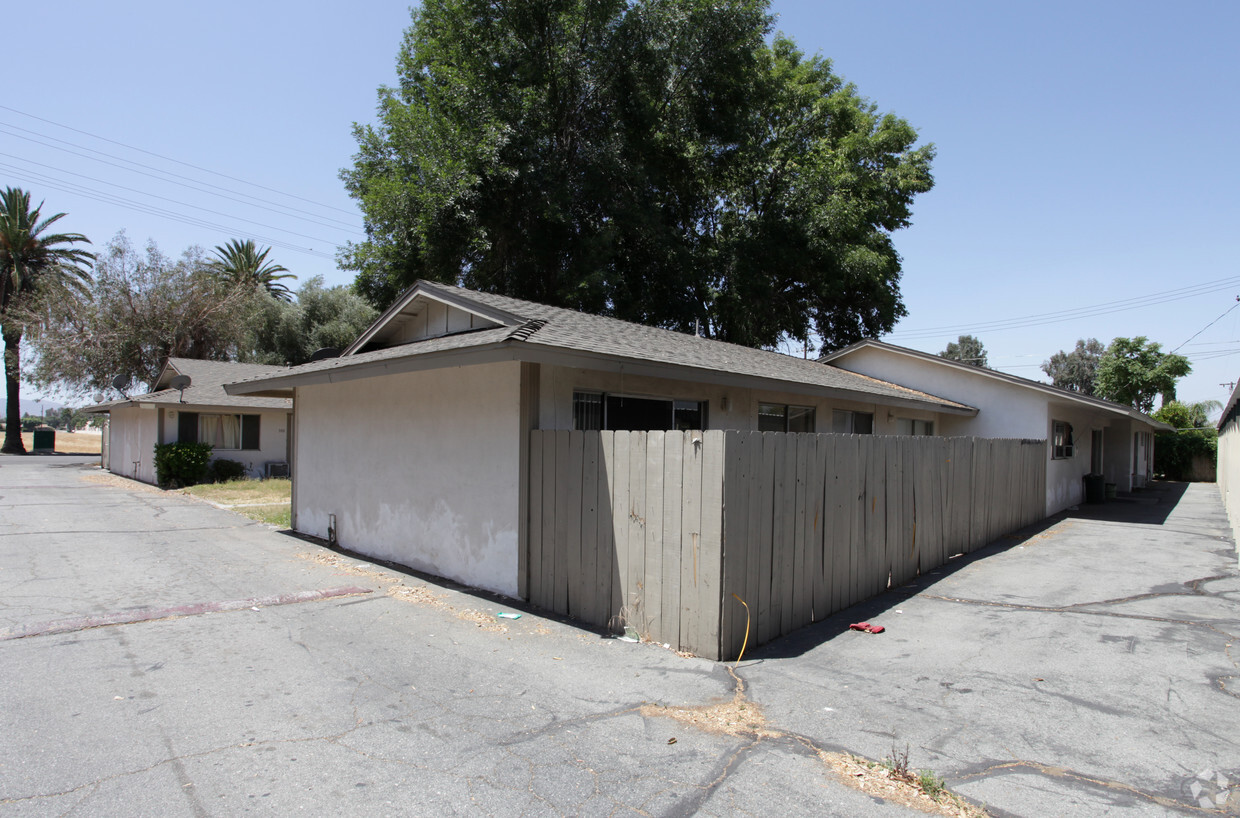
{"left": 748, "top": 481, "right": 1195, "bottom": 661}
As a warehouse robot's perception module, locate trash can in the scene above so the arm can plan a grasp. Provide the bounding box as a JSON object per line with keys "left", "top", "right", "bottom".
{"left": 1083, "top": 473, "right": 1105, "bottom": 504}
{"left": 1104, "top": 482, "right": 1117, "bottom": 500}
{"left": 32, "top": 429, "right": 55, "bottom": 452}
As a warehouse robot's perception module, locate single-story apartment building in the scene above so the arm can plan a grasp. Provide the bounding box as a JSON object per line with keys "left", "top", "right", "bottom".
{"left": 820, "top": 339, "right": 1172, "bottom": 514}
{"left": 225, "top": 281, "right": 980, "bottom": 598}
{"left": 87, "top": 358, "right": 293, "bottom": 484}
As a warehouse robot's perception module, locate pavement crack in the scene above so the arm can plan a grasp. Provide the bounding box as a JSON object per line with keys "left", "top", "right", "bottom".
{"left": 952, "top": 759, "right": 1214, "bottom": 815}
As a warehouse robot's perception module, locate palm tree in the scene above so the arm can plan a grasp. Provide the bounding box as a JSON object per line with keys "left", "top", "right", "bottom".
{"left": 0, "top": 188, "right": 93, "bottom": 453}
{"left": 211, "top": 239, "right": 295, "bottom": 302}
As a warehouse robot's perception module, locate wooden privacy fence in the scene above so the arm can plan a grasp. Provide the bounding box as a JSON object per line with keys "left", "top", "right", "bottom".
{"left": 527, "top": 430, "right": 1047, "bottom": 660}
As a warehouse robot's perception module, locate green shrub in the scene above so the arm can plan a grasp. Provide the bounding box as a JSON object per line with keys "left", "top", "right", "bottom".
{"left": 208, "top": 458, "right": 248, "bottom": 483}
{"left": 153, "top": 442, "right": 213, "bottom": 488}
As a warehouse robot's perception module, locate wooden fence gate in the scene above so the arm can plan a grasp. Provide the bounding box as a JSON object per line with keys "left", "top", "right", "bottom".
{"left": 527, "top": 430, "right": 1046, "bottom": 660}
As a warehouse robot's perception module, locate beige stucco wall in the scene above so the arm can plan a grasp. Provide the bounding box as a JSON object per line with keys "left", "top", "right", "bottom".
{"left": 537, "top": 364, "right": 941, "bottom": 434}
{"left": 1218, "top": 412, "right": 1240, "bottom": 551}
{"left": 160, "top": 407, "right": 290, "bottom": 478}
{"left": 106, "top": 405, "right": 158, "bottom": 484}
{"left": 293, "top": 361, "right": 524, "bottom": 598}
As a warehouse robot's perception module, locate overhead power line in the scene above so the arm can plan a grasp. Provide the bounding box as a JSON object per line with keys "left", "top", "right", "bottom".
{"left": 0, "top": 122, "right": 363, "bottom": 234}
{"left": 0, "top": 154, "right": 351, "bottom": 247}
{"left": 0, "top": 104, "right": 359, "bottom": 216}
{"left": 888, "top": 275, "right": 1240, "bottom": 340}
{"left": 0, "top": 163, "right": 335, "bottom": 260}
{"left": 1171, "top": 296, "right": 1240, "bottom": 353}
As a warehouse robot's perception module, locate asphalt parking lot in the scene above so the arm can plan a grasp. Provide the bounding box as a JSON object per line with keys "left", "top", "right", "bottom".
{"left": 1, "top": 457, "right": 1237, "bottom": 816}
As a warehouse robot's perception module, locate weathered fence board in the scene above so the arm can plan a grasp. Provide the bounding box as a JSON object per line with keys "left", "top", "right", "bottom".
{"left": 529, "top": 430, "right": 1047, "bottom": 660}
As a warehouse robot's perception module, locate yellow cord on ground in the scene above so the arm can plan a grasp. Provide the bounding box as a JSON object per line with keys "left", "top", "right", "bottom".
{"left": 731, "top": 593, "right": 750, "bottom": 667}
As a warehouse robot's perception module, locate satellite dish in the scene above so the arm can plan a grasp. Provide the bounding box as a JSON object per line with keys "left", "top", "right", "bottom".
{"left": 111, "top": 374, "right": 129, "bottom": 399}
{"left": 168, "top": 374, "right": 192, "bottom": 403}
{"left": 308, "top": 347, "right": 341, "bottom": 363}
{"left": 93, "top": 393, "right": 105, "bottom": 404}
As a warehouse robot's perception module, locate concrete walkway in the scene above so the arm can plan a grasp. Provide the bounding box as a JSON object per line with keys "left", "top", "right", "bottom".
{"left": 1, "top": 459, "right": 1237, "bottom": 816}
{"left": 743, "top": 481, "right": 1240, "bottom": 816}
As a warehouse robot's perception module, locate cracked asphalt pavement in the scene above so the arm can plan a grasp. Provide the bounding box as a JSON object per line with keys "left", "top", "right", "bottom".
{"left": 2, "top": 458, "right": 1237, "bottom": 816}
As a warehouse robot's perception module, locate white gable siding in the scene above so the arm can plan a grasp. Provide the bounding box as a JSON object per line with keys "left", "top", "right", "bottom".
{"left": 292, "top": 361, "right": 524, "bottom": 597}
{"left": 381, "top": 299, "right": 502, "bottom": 346}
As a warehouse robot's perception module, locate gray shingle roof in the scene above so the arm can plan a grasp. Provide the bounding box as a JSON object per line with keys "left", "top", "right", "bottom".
{"left": 226, "top": 281, "right": 974, "bottom": 413}
{"left": 84, "top": 358, "right": 293, "bottom": 413}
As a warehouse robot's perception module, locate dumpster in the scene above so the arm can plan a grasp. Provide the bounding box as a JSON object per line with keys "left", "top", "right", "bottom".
{"left": 32, "top": 428, "right": 55, "bottom": 452}
{"left": 1083, "top": 473, "right": 1105, "bottom": 504}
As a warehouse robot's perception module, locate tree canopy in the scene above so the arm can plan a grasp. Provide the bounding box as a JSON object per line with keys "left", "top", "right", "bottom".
{"left": 1094, "top": 336, "right": 1191, "bottom": 413}
{"left": 0, "top": 188, "right": 93, "bottom": 453}
{"left": 211, "top": 239, "right": 295, "bottom": 302}
{"left": 1041, "top": 338, "right": 1103, "bottom": 395}
{"left": 341, "top": 0, "right": 934, "bottom": 352}
{"left": 939, "top": 334, "right": 987, "bottom": 367}
{"left": 1152, "top": 399, "right": 1219, "bottom": 481}
{"left": 25, "top": 233, "right": 255, "bottom": 395}
{"left": 242, "top": 277, "right": 378, "bottom": 366}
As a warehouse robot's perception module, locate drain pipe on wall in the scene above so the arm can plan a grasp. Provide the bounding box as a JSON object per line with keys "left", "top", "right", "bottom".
{"left": 328, "top": 513, "right": 338, "bottom": 546}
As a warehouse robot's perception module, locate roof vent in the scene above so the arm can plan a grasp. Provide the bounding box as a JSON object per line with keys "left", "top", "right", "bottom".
{"left": 507, "top": 319, "right": 547, "bottom": 342}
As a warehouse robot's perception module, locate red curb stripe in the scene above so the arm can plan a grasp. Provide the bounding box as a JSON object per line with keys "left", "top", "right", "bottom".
{"left": 0, "top": 586, "right": 373, "bottom": 641}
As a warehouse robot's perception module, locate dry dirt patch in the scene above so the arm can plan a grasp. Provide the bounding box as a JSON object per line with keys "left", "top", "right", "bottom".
{"left": 19, "top": 430, "right": 102, "bottom": 454}
{"left": 300, "top": 551, "right": 511, "bottom": 633}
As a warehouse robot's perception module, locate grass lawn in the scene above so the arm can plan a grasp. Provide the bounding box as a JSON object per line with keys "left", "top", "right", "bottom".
{"left": 181, "top": 478, "right": 292, "bottom": 528}
{"left": 15, "top": 430, "right": 103, "bottom": 454}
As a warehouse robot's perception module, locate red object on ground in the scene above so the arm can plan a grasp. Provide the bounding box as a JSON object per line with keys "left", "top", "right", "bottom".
{"left": 849, "top": 622, "right": 885, "bottom": 634}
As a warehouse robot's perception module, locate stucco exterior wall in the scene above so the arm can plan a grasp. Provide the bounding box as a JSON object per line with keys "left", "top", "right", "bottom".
{"left": 160, "top": 407, "right": 290, "bottom": 478}
{"left": 106, "top": 405, "right": 158, "bottom": 484}
{"left": 537, "top": 365, "right": 942, "bottom": 434}
{"left": 828, "top": 347, "right": 1138, "bottom": 515}
{"left": 293, "top": 361, "right": 524, "bottom": 598}
{"left": 1218, "top": 412, "right": 1240, "bottom": 550}
{"left": 828, "top": 347, "right": 1052, "bottom": 439}
{"left": 1044, "top": 402, "right": 1108, "bottom": 515}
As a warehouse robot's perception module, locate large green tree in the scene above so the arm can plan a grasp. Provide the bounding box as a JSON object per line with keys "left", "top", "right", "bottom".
{"left": 1094, "top": 336, "right": 1191, "bottom": 413}
{"left": 1042, "top": 338, "right": 1103, "bottom": 394}
{"left": 0, "top": 188, "right": 93, "bottom": 454}
{"left": 939, "top": 334, "right": 988, "bottom": 367}
{"left": 1152, "top": 399, "right": 1220, "bottom": 480}
{"left": 341, "top": 0, "right": 933, "bottom": 351}
{"left": 24, "top": 233, "right": 256, "bottom": 395}
{"left": 211, "top": 239, "right": 295, "bottom": 302}
{"left": 242, "top": 277, "right": 378, "bottom": 366}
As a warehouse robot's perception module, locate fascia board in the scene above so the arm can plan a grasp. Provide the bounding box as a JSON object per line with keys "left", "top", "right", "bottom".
{"left": 226, "top": 343, "right": 522, "bottom": 393}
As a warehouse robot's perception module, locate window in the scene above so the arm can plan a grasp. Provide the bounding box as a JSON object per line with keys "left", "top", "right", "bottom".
{"left": 177, "top": 412, "right": 260, "bottom": 450}
{"left": 758, "top": 403, "right": 816, "bottom": 433}
{"left": 831, "top": 409, "right": 874, "bottom": 435}
{"left": 571, "top": 392, "right": 706, "bottom": 432}
{"left": 896, "top": 418, "right": 934, "bottom": 436}
{"left": 1052, "top": 420, "right": 1074, "bottom": 459}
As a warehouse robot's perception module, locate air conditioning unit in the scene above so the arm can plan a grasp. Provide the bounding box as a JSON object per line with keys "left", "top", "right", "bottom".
{"left": 265, "top": 461, "right": 290, "bottom": 478}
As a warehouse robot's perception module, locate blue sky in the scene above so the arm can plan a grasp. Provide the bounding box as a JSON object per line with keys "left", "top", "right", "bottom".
{"left": 6, "top": 1, "right": 1238, "bottom": 408}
